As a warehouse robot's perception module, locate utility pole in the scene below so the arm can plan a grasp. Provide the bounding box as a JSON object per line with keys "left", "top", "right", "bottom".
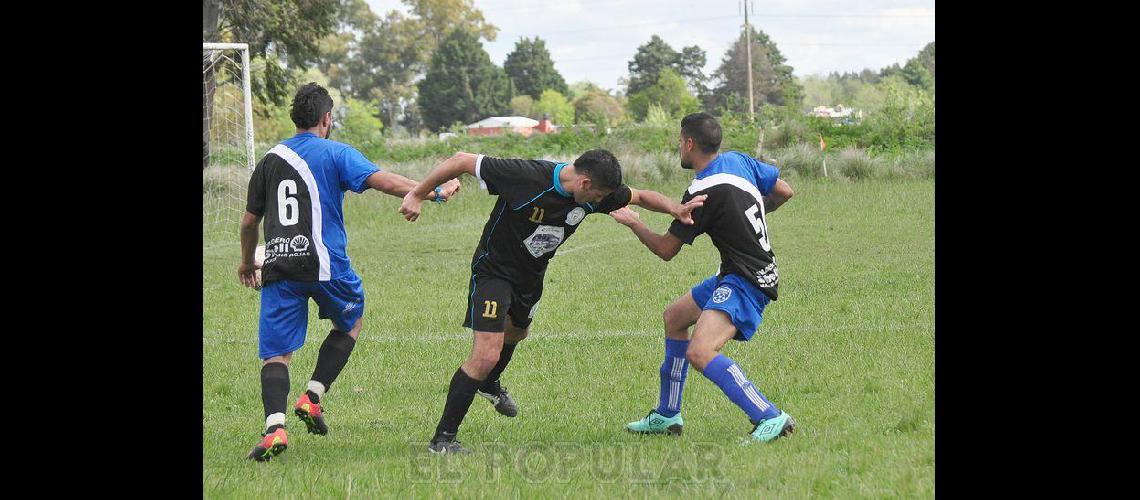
{"left": 743, "top": 0, "right": 755, "bottom": 121}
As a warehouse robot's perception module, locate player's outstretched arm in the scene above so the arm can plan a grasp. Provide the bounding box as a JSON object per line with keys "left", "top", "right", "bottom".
{"left": 629, "top": 188, "right": 707, "bottom": 225}
{"left": 365, "top": 170, "right": 460, "bottom": 201}
{"left": 608, "top": 207, "right": 684, "bottom": 261}
{"left": 398, "top": 152, "right": 479, "bottom": 222}
{"left": 238, "top": 211, "right": 263, "bottom": 288}
{"left": 763, "top": 178, "right": 794, "bottom": 213}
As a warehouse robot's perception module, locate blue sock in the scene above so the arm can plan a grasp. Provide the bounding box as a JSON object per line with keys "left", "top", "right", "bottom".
{"left": 701, "top": 354, "right": 780, "bottom": 423}
{"left": 655, "top": 338, "right": 690, "bottom": 418}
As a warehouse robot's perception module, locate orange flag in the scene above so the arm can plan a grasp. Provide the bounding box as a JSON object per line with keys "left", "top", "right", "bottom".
{"left": 819, "top": 134, "right": 826, "bottom": 151}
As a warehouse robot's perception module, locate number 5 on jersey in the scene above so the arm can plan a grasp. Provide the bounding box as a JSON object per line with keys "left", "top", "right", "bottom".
{"left": 745, "top": 203, "right": 772, "bottom": 251}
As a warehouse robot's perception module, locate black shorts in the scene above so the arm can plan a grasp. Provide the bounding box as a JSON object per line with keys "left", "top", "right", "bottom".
{"left": 463, "top": 274, "right": 543, "bottom": 332}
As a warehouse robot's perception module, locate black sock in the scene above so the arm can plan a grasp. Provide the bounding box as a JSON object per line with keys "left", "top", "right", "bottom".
{"left": 261, "top": 362, "right": 290, "bottom": 419}
{"left": 310, "top": 329, "right": 357, "bottom": 396}
{"left": 481, "top": 342, "right": 517, "bottom": 391}
{"left": 434, "top": 367, "right": 483, "bottom": 439}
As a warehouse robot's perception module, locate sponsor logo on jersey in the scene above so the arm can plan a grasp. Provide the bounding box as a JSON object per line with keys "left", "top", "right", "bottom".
{"left": 264, "top": 235, "right": 312, "bottom": 260}
{"left": 522, "top": 225, "right": 565, "bottom": 257}
{"left": 565, "top": 207, "right": 586, "bottom": 226}
{"left": 712, "top": 286, "right": 732, "bottom": 304}
{"left": 290, "top": 235, "right": 310, "bottom": 252}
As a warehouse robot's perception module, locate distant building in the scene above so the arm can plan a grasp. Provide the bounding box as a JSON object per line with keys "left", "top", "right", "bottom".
{"left": 467, "top": 114, "right": 558, "bottom": 137}
{"left": 809, "top": 105, "right": 863, "bottom": 120}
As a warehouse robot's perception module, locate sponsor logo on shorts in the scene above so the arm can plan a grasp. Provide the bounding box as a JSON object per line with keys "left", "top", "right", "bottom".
{"left": 711, "top": 286, "right": 732, "bottom": 304}
{"left": 343, "top": 301, "right": 358, "bottom": 313}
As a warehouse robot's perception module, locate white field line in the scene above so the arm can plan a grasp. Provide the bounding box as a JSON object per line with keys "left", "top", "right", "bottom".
{"left": 203, "top": 321, "right": 933, "bottom": 346}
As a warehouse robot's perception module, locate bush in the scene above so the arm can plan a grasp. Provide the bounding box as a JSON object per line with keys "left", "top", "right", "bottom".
{"left": 772, "top": 143, "right": 824, "bottom": 178}
{"left": 835, "top": 147, "right": 881, "bottom": 180}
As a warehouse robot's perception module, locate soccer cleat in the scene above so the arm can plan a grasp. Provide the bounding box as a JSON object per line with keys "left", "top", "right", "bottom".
{"left": 247, "top": 426, "right": 288, "bottom": 461}
{"left": 749, "top": 411, "right": 796, "bottom": 443}
{"left": 476, "top": 380, "right": 518, "bottom": 417}
{"left": 626, "top": 410, "right": 684, "bottom": 435}
{"left": 294, "top": 393, "right": 328, "bottom": 435}
{"left": 428, "top": 432, "right": 472, "bottom": 454}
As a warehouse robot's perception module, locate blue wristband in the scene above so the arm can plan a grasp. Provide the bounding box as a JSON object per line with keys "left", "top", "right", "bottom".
{"left": 433, "top": 186, "right": 443, "bottom": 203}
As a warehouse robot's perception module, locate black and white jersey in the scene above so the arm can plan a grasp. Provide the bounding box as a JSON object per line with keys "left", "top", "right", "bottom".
{"left": 245, "top": 132, "right": 379, "bottom": 283}
{"left": 668, "top": 151, "right": 782, "bottom": 300}
{"left": 471, "top": 155, "right": 632, "bottom": 285}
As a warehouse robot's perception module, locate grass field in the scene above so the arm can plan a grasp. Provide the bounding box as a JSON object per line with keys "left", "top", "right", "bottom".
{"left": 202, "top": 175, "right": 934, "bottom": 498}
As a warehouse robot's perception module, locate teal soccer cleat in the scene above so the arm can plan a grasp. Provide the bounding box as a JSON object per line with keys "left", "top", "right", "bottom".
{"left": 626, "top": 410, "right": 684, "bottom": 435}
{"left": 749, "top": 411, "right": 796, "bottom": 443}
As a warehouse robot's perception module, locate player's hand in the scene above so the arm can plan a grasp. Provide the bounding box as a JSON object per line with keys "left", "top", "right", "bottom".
{"left": 673, "top": 194, "right": 707, "bottom": 225}
{"left": 437, "top": 178, "right": 461, "bottom": 202}
{"left": 399, "top": 190, "right": 423, "bottom": 221}
{"left": 608, "top": 206, "right": 642, "bottom": 227}
{"left": 238, "top": 261, "right": 262, "bottom": 289}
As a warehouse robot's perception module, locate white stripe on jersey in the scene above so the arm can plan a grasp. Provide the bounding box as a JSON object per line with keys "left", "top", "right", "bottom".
{"left": 687, "top": 173, "right": 767, "bottom": 213}
{"left": 475, "top": 154, "right": 487, "bottom": 190}
{"left": 268, "top": 144, "right": 332, "bottom": 281}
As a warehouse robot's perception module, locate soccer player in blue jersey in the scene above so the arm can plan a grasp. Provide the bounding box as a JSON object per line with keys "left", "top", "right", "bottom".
{"left": 237, "top": 83, "right": 459, "bottom": 461}
{"left": 609, "top": 112, "right": 798, "bottom": 443}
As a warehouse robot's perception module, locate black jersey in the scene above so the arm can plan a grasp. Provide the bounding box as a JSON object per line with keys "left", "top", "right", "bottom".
{"left": 668, "top": 151, "right": 782, "bottom": 300}
{"left": 244, "top": 133, "right": 379, "bottom": 283}
{"left": 471, "top": 155, "right": 632, "bottom": 284}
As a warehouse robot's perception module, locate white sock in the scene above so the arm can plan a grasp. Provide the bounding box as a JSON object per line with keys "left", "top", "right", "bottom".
{"left": 307, "top": 380, "right": 326, "bottom": 400}
{"left": 265, "top": 412, "right": 286, "bottom": 431}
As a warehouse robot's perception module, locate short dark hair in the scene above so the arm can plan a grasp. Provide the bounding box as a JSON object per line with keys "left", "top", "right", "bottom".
{"left": 573, "top": 149, "right": 622, "bottom": 190}
{"left": 680, "top": 112, "right": 722, "bottom": 154}
{"left": 290, "top": 82, "right": 334, "bottom": 129}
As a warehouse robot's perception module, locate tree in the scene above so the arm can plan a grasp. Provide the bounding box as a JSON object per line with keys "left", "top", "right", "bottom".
{"left": 901, "top": 58, "right": 934, "bottom": 93}
{"left": 510, "top": 95, "right": 535, "bottom": 118}
{"left": 706, "top": 25, "right": 800, "bottom": 115}
{"left": 532, "top": 90, "right": 574, "bottom": 125}
{"left": 627, "top": 35, "right": 706, "bottom": 96}
{"left": 417, "top": 30, "right": 512, "bottom": 132}
{"left": 627, "top": 68, "right": 701, "bottom": 121}
{"left": 348, "top": 10, "right": 429, "bottom": 129}
{"left": 207, "top": 0, "right": 340, "bottom": 106}
{"left": 573, "top": 89, "right": 626, "bottom": 127}
{"left": 403, "top": 0, "right": 498, "bottom": 48}
{"left": 504, "top": 37, "right": 568, "bottom": 99}
{"left": 915, "top": 42, "right": 935, "bottom": 80}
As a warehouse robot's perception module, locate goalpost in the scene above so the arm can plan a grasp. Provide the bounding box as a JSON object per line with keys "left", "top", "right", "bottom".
{"left": 203, "top": 42, "right": 255, "bottom": 247}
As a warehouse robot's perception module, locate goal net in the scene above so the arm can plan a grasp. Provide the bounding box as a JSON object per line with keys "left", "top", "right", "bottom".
{"left": 203, "top": 43, "right": 255, "bottom": 248}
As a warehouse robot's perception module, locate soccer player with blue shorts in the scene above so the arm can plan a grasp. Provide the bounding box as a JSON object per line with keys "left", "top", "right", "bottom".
{"left": 237, "top": 83, "right": 459, "bottom": 461}
{"left": 609, "top": 112, "right": 798, "bottom": 443}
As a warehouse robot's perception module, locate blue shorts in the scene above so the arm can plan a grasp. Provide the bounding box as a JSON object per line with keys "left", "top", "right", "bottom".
{"left": 691, "top": 274, "right": 771, "bottom": 341}
{"left": 258, "top": 272, "right": 365, "bottom": 359}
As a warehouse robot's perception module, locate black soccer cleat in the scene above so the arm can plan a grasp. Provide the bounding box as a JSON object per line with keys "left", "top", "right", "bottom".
{"left": 428, "top": 432, "right": 472, "bottom": 454}
{"left": 476, "top": 380, "right": 518, "bottom": 417}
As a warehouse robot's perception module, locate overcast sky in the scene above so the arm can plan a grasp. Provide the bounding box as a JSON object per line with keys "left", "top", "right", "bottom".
{"left": 364, "top": 0, "right": 935, "bottom": 93}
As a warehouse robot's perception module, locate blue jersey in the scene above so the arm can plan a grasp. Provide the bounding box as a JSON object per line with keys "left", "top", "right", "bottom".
{"left": 668, "top": 151, "right": 782, "bottom": 299}
{"left": 245, "top": 132, "right": 380, "bottom": 282}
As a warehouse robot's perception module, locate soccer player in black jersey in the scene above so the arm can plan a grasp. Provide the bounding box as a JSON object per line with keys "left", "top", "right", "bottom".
{"left": 398, "top": 149, "right": 706, "bottom": 453}
{"left": 610, "top": 112, "right": 799, "bottom": 443}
